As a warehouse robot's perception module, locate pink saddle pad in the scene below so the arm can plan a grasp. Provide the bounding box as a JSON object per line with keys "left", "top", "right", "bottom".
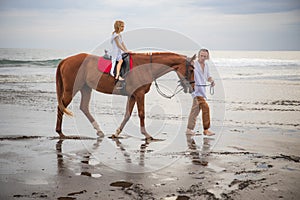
{"left": 98, "top": 55, "right": 133, "bottom": 74}
{"left": 98, "top": 57, "right": 112, "bottom": 73}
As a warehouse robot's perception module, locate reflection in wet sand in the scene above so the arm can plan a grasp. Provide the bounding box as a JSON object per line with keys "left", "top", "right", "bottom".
{"left": 56, "top": 138, "right": 151, "bottom": 178}
{"left": 55, "top": 134, "right": 213, "bottom": 181}
{"left": 111, "top": 137, "right": 152, "bottom": 167}
{"left": 139, "top": 141, "right": 149, "bottom": 167}
{"left": 111, "top": 138, "right": 132, "bottom": 164}
{"left": 56, "top": 138, "right": 103, "bottom": 178}
{"left": 186, "top": 135, "right": 213, "bottom": 166}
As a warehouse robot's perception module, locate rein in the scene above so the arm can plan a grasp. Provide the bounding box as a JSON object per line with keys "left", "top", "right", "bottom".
{"left": 154, "top": 79, "right": 184, "bottom": 99}
{"left": 150, "top": 53, "right": 193, "bottom": 99}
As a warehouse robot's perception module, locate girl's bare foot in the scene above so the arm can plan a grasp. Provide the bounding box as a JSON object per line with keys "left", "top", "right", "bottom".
{"left": 115, "top": 74, "right": 124, "bottom": 81}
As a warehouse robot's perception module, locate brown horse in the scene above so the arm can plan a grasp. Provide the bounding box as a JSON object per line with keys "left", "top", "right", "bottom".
{"left": 56, "top": 52, "right": 195, "bottom": 140}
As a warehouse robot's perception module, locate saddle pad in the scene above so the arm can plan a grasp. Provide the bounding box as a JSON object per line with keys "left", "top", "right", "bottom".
{"left": 98, "top": 57, "right": 112, "bottom": 73}
{"left": 97, "top": 55, "right": 133, "bottom": 74}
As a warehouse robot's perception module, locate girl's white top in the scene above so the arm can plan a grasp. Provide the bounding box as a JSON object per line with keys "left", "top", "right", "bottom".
{"left": 110, "top": 32, "right": 123, "bottom": 61}
{"left": 192, "top": 60, "right": 211, "bottom": 99}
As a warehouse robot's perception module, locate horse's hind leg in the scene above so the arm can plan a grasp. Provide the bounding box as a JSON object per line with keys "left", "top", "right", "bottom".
{"left": 56, "top": 107, "right": 64, "bottom": 137}
{"left": 56, "top": 91, "right": 73, "bottom": 138}
{"left": 80, "top": 85, "right": 104, "bottom": 137}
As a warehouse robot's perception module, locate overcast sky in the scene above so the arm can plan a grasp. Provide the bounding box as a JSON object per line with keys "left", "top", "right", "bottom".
{"left": 0, "top": 0, "right": 299, "bottom": 50}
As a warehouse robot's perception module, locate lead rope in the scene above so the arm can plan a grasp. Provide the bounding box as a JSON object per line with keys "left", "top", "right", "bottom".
{"left": 195, "top": 84, "right": 215, "bottom": 95}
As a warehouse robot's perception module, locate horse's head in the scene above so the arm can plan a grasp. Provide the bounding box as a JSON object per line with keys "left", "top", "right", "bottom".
{"left": 176, "top": 54, "right": 196, "bottom": 93}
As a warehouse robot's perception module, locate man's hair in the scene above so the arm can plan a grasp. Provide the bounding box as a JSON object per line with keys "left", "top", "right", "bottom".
{"left": 198, "top": 48, "right": 209, "bottom": 59}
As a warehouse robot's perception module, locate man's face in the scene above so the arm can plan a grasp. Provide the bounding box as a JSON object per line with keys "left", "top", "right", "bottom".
{"left": 198, "top": 51, "right": 208, "bottom": 63}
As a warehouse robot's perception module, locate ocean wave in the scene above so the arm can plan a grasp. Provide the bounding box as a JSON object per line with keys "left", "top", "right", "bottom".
{"left": 212, "top": 58, "right": 300, "bottom": 68}
{"left": 0, "top": 74, "right": 55, "bottom": 83}
{"left": 0, "top": 58, "right": 61, "bottom": 68}
{"left": 1, "top": 57, "right": 299, "bottom": 69}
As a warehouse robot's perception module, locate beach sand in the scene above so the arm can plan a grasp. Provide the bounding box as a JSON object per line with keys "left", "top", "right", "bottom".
{"left": 1, "top": 98, "right": 300, "bottom": 200}
{"left": 0, "top": 56, "right": 300, "bottom": 200}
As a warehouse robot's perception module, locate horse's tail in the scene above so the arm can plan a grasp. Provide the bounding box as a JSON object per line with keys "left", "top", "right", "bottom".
{"left": 56, "top": 60, "right": 73, "bottom": 117}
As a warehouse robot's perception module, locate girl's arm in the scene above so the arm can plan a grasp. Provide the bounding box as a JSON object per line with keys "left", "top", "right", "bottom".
{"left": 114, "top": 36, "right": 127, "bottom": 52}
{"left": 121, "top": 42, "right": 129, "bottom": 53}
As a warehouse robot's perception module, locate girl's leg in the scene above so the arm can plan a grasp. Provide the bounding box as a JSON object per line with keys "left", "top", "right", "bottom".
{"left": 115, "top": 59, "right": 124, "bottom": 80}
{"left": 110, "top": 59, "right": 116, "bottom": 77}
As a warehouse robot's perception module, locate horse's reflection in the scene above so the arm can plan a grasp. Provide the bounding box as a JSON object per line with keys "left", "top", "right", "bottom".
{"left": 56, "top": 137, "right": 103, "bottom": 177}
{"left": 185, "top": 135, "right": 212, "bottom": 166}
{"left": 56, "top": 137, "right": 151, "bottom": 176}
{"left": 111, "top": 138, "right": 132, "bottom": 164}
{"left": 139, "top": 140, "right": 149, "bottom": 167}
{"left": 111, "top": 137, "right": 150, "bottom": 166}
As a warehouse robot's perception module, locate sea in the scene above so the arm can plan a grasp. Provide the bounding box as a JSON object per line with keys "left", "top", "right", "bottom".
{"left": 0, "top": 48, "right": 299, "bottom": 134}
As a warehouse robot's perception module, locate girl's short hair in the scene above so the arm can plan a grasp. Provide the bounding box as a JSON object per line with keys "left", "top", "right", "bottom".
{"left": 198, "top": 48, "right": 210, "bottom": 59}
{"left": 113, "top": 20, "right": 124, "bottom": 33}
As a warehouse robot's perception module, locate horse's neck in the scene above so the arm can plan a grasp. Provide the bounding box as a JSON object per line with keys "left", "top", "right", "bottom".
{"left": 151, "top": 53, "right": 182, "bottom": 79}
{"left": 131, "top": 53, "right": 182, "bottom": 79}
{"left": 152, "top": 64, "right": 175, "bottom": 79}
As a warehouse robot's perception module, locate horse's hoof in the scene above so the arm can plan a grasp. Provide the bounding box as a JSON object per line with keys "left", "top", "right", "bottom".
{"left": 145, "top": 136, "right": 154, "bottom": 141}
{"left": 116, "top": 128, "right": 122, "bottom": 135}
{"left": 57, "top": 132, "right": 66, "bottom": 139}
{"left": 111, "top": 134, "right": 117, "bottom": 139}
{"left": 97, "top": 131, "right": 105, "bottom": 138}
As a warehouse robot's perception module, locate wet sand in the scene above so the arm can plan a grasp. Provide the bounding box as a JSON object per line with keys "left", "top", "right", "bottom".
{"left": 1, "top": 103, "right": 300, "bottom": 200}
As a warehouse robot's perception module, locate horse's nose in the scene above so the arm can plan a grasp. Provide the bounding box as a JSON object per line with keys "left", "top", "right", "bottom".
{"left": 183, "top": 87, "right": 188, "bottom": 93}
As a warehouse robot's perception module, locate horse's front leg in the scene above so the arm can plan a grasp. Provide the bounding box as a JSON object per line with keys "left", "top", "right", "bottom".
{"left": 136, "top": 93, "right": 153, "bottom": 140}
{"left": 113, "top": 96, "right": 136, "bottom": 138}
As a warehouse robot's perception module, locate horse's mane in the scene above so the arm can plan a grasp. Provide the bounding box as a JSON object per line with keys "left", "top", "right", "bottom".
{"left": 130, "top": 52, "right": 184, "bottom": 57}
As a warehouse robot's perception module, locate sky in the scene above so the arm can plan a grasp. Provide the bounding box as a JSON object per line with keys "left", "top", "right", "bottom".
{"left": 0, "top": 0, "right": 299, "bottom": 51}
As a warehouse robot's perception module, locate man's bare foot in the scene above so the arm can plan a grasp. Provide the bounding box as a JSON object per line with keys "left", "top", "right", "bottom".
{"left": 186, "top": 128, "right": 196, "bottom": 136}
{"left": 203, "top": 129, "right": 215, "bottom": 136}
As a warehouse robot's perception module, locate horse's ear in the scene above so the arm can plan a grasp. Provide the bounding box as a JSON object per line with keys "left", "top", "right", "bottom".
{"left": 187, "top": 54, "right": 196, "bottom": 63}
{"left": 191, "top": 54, "right": 196, "bottom": 61}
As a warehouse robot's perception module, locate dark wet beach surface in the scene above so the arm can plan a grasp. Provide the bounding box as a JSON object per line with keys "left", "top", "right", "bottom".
{"left": 1, "top": 81, "right": 300, "bottom": 199}
{"left": 1, "top": 104, "right": 299, "bottom": 199}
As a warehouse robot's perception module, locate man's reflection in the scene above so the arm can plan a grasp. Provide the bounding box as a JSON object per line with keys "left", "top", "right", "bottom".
{"left": 186, "top": 135, "right": 212, "bottom": 166}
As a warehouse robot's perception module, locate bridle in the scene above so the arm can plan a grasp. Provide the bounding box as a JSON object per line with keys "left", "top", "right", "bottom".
{"left": 181, "top": 56, "right": 195, "bottom": 92}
